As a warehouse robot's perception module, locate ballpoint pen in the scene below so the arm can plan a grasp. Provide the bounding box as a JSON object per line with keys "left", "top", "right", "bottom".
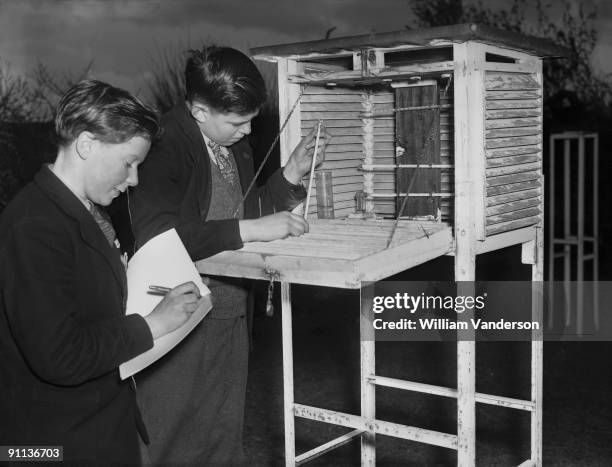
{"left": 148, "top": 285, "right": 172, "bottom": 296}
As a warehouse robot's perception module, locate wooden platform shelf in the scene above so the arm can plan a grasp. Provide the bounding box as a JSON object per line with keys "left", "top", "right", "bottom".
{"left": 196, "top": 219, "right": 453, "bottom": 288}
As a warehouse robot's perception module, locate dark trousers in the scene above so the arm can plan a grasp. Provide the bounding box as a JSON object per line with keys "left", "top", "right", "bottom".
{"left": 137, "top": 313, "right": 248, "bottom": 466}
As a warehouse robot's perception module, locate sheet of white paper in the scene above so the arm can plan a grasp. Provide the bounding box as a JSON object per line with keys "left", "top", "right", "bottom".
{"left": 119, "top": 228, "right": 211, "bottom": 380}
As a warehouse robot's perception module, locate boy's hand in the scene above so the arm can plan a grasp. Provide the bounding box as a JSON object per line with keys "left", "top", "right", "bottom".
{"left": 282, "top": 125, "right": 330, "bottom": 185}
{"left": 239, "top": 212, "right": 309, "bottom": 242}
{"left": 144, "top": 282, "right": 201, "bottom": 339}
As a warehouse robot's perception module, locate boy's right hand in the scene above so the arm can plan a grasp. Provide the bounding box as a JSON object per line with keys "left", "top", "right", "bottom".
{"left": 239, "top": 211, "right": 309, "bottom": 243}
{"left": 144, "top": 282, "right": 201, "bottom": 339}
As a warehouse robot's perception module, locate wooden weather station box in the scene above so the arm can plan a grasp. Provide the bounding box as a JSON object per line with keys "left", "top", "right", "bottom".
{"left": 196, "top": 23, "right": 564, "bottom": 288}
{"left": 196, "top": 24, "right": 564, "bottom": 466}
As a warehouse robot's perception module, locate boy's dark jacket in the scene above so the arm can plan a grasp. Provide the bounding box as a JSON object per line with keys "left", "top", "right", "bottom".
{"left": 0, "top": 166, "right": 153, "bottom": 464}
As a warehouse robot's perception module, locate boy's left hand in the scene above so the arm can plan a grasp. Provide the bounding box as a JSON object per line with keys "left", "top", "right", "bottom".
{"left": 282, "top": 124, "right": 330, "bottom": 185}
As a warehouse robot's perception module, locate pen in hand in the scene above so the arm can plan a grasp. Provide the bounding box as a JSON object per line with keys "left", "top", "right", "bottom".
{"left": 148, "top": 285, "right": 173, "bottom": 296}
{"left": 144, "top": 282, "right": 202, "bottom": 339}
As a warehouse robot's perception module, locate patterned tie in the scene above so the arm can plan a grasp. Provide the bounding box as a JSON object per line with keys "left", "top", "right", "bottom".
{"left": 207, "top": 140, "right": 238, "bottom": 184}
{"left": 89, "top": 202, "right": 117, "bottom": 247}
{"left": 89, "top": 202, "right": 128, "bottom": 318}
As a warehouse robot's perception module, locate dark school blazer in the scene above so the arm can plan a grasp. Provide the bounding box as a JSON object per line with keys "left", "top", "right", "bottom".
{"left": 0, "top": 166, "right": 153, "bottom": 465}
{"left": 128, "top": 102, "right": 306, "bottom": 261}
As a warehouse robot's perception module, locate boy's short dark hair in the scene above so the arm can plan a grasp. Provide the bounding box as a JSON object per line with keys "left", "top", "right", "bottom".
{"left": 55, "top": 80, "right": 160, "bottom": 147}
{"left": 185, "top": 46, "right": 267, "bottom": 115}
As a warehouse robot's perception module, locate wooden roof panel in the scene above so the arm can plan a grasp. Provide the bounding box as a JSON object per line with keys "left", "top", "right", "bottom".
{"left": 251, "top": 23, "right": 567, "bottom": 60}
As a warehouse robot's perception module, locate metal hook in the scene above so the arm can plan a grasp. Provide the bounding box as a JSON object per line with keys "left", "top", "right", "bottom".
{"left": 265, "top": 270, "right": 281, "bottom": 317}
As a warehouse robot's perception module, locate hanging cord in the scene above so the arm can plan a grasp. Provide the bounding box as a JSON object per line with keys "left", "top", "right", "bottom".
{"left": 232, "top": 87, "right": 305, "bottom": 218}
{"left": 386, "top": 75, "right": 452, "bottom": 248}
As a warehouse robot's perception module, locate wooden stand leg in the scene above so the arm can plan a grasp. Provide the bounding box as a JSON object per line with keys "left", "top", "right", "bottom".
{"left": 522, "top": 230, "right": 544, "bottom": 466}
{"left": 454, "top": 187, "right": 476, "bottom": 465}
{"left": 531, "top": 325, "right": 543, "bottom": 465}
{"left": 360, "top": 284, "right": 376, "bottom": 466}
{"left": 452, "top": 40, "right": 481, "bottom": 462}
{"left": 281, "top": 282, "right": 296, "bottom": 467}
{"left": 531, "top": 230, "right": 544, "bottom": 466}
{"left": 456, "top": 294, "right": 476, "bottom": 466}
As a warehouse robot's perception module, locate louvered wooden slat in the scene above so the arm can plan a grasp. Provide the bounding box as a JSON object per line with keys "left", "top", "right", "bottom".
{"left": 302, "top": 111, "right": 363, "bottom": 120}
{"left": 322, "top": 159, "right": 367, "bottom": 170}
{"left": 318, "top": 135, "right": 362, "bottom": 145}
{"left": 486, "top": 154, "right": 541, "bottom": 168}
{"left": 319, "top": 151, "right": 363, "bottom": 160}
{"left": 485, "top": 90, "right": 541, "bottom": 100}
{"left": 303, "top": 86, "right": 362, "bottom": 95}
{"left": 302, "top": 102, "right": 365, "bottom": 112}
{"left": 485, "top": 215, "right": 540, "bottom": 235}
{"left": 486, "top": 197, "right": 540, "bottom": 216}
{"left": 326, "top": 166, "right": 361, "bottom": 175}
{"left": 485, "top": 108, "right": 540, "bottom": 119}
{"left": 486, "top": 206, "right": 540, "bottom": 224}
{"left": 325, "top": 144, "right": 364, "bottom": 153}
{"left": 302, "top": 94, "right": 366, "bottom": 103}
{"left": 324, "top": 182, "right": 364, "bottom": 194}
{"left": 374, "top": 119, "right": 395, "bottom": 128}
{"left": 302, "top": 127, "right": 362, "bottom": 136}
{"left": 485, "top": 99, "right": 541, "bottom": 110}
{"left": 487, "top": 189, "right": 540, "bottom": 207}
{"left": 309, "top": 199, "right": 355, "bottom": 212}
{"left": 486, "top": 117, "right": 540, "bottom": 129}
{"left": 487, "top": 170, "right": 540, "bottom": 187}
{"left": 323, "top": 152, "right": 363, "bottom": 162}
{"left": 486, "top": 135, "right": 540, "bottom": 149}
{"left": 485, "top": 126, "right": 540, "bottom": 139}
{"left": 373, "top": 135, "right": 396, "bottom": 143}
{"left": 486, "top": 144, "right": 541, "bottom": 158}
{"left": 303, "top": 119, "right": 362, "bottom": 128}
{"left": 485, "top": 161, "right": 541, "bottom": 178}
{"left": 486, "top": 179, "right": 541, "bottom": 196}
{"left": 485, "top": 72, "right": 539, "bottom": 90}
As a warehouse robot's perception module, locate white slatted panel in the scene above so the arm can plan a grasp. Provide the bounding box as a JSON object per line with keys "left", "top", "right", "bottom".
{"left": 484, "top": 72, "right": 543, "bottom": 236}
{"left": 298, "top": 81, "right": 456, "bottom": 222}
{"left": 371, "top": 89, "right": 395, "bottom": 216}
{"left": 439, "top": 86, "right": 454, "bottom": 221}
{"left": 301, "top": 85, "right": 364, "bottom": 218}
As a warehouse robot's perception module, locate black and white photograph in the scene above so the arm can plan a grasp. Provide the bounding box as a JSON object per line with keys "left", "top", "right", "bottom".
{"left": 1, "top": 0, "right": 611, "bottom": 465}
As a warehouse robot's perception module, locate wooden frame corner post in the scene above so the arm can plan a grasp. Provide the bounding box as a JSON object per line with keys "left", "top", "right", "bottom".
{"left": 453, "top": 41, "right": 482, "bottom": 466}
{"left": 281, "top": 282, "right": 296, "bottom": 466}
{"left": 360, "top": 283, "right": 376, "bottom": 465}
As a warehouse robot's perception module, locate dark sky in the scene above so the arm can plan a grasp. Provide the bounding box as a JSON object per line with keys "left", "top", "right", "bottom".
{"left": 1, "top": 0, "right": 610, "bottom": 99}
